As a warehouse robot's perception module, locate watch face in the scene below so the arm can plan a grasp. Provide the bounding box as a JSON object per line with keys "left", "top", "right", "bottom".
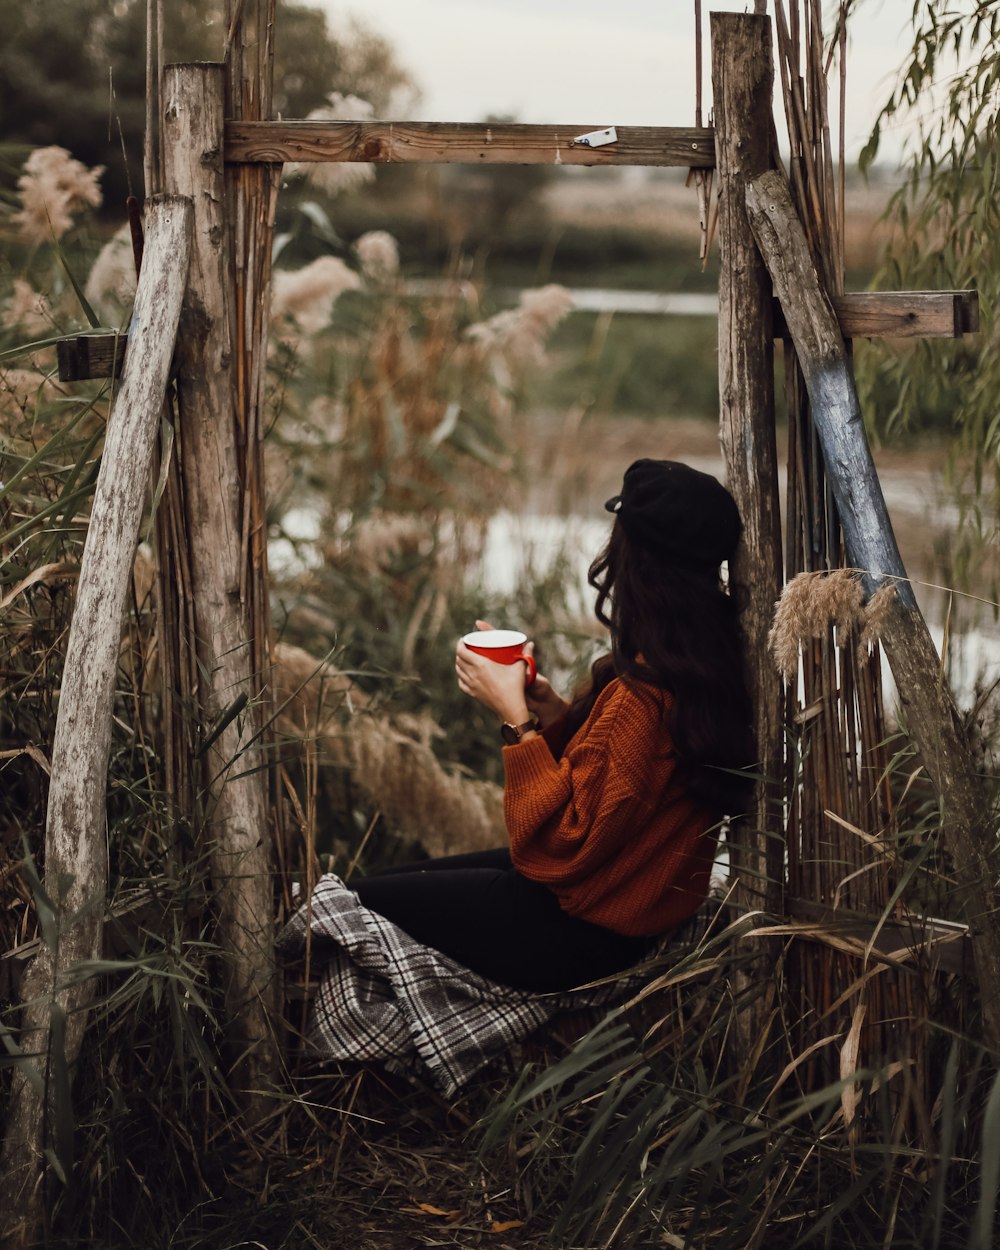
{"left": 501, "top": 722, "right": 520, "bottom": 745}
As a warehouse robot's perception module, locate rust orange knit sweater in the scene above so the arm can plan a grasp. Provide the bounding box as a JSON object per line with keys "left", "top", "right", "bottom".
{"left": 502, "top": 677, "right": 719, "bottom": 937}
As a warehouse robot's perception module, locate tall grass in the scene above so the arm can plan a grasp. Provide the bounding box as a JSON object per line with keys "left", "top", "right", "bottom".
{"left": 0, "top": 144, "right": 595, "bottom": 1243}
{"left": 3, "top": 120, "right": 999, "bottom": 1248}
{"left": 480, "top": 898, "right": 996, "bottom": 1248}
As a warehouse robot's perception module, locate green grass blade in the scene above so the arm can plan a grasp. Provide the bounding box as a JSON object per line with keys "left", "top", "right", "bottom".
{"left": 970, "top": 1066, "right": 1000, "bottom": 1250}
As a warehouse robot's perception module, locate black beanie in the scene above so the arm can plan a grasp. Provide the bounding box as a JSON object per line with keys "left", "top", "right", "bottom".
{"left": 604, "top": 459, "right": 742, "bottom": 568}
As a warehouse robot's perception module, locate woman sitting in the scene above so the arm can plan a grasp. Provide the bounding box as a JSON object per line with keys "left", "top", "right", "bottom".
{"left": 352, "top": 459, "right": 755, "bottom": 993}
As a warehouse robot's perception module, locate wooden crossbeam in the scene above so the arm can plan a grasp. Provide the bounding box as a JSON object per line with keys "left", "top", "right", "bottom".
{"left": 57, "top": 333, "right": 129, "bottom": 382}
{"left": 224, "top": 120, "right": 716, "bottom": 168}
{"left": 56, "top": 290, "right": 979, "bottom": 382}
{"left": 776, "top": 290, "right": 980, "bottom": 339}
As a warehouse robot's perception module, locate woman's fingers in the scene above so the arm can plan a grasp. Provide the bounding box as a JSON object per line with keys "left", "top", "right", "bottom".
{"left": 456, "top": 640, "right": 532, "bottom": 721}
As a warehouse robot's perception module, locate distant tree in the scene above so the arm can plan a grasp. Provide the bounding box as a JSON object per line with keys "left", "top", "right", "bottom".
{"left": 858, "top": 0, "right": 999, "bottom": 589}
{"left": 273, "top": 10, "right": 417, "bottom": 119}
{"left": 0, "top": 0, "right": 417, "bottom": 211}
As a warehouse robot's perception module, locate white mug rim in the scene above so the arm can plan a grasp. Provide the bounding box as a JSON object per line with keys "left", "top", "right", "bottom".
{"left": 462, "top": 629, "right": 527, "bottom": 648}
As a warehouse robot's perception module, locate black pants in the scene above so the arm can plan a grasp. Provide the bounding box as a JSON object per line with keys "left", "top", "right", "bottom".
{"left": 351, "top": 848, "right": 652, "bottom": 993}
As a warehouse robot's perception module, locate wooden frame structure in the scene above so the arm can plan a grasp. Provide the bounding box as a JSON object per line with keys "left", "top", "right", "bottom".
{"left": 9, "top": 11, "right": 997, "bottom": 1242}
{"left": 50, "top": 17, "right": 985, "bottom": 999}
{"left": 174, "top": 13, "right": 997, "bottom": 1045}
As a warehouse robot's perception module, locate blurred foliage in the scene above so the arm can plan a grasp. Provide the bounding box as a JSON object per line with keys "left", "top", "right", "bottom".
{"left": 263, "top": 207, "right": 589, "bottom": 789}
{"left": 534, "top": 310, "right": 719, "bottom": 420}
{"left": 856, "top": 0, "right": 1000, "bottom": 604}
{"left": 0, "top": 0, "right": 417, "bottom": 210}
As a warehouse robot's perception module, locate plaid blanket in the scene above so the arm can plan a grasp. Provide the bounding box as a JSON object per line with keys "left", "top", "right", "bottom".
{"left": 277, "top": 873, "right": 633, "bottom": 1097}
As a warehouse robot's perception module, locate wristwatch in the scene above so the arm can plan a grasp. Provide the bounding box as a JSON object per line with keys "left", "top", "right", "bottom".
{"left": 500, "top": 717, "right": 540, "bottom": 745}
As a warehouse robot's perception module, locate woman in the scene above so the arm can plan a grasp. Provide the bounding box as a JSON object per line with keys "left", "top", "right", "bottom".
{"left": 352, "top": 459, "right": 755, "bottom": 993}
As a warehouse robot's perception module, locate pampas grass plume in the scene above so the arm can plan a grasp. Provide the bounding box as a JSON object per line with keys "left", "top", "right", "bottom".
{"left": 272, "top": 643, "right": 506, "bottom": 858}
{"left": 85, "top": 224, "right": 137, "bottom": 322}
{"left": 2, "top": 280, "right": 51, "bottom": 334}
{"left": 350, "top": 714, "right": 506, "bottom": 858}
{"left": 769, "top": 569, "right": 866, "bottom": 679}
{"left": 355, "top": 231, "right": 399, "bottom": 282}
{"left": 1, "top": 367, "right": 52, "bottom": 416}
{"left": 465, "top": 284, "right": 574, "bottom": 372}
{"left": 271, "top": 257, "right": 362, "bottom": 335}
{"left": 860, "top": 583, "right": 896, "bottom": 649}
{"left": 14, "top": 146, "right": 104, "bottom": 244}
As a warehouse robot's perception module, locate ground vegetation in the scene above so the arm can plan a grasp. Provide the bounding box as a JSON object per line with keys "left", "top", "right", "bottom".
{"left": 1, "top": 2, "right": 1000, "bottom": 1246}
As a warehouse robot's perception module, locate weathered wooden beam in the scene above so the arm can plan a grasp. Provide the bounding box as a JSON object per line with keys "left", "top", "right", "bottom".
{"left": 775, "top": 290, "right": 980, "bottom": 339}
{"left": 746, "top": 163, "right": 1000, "bottom": 1051}
{"left": 0, "top": 195, "right": 192, "bottom": 1249}
{"left": 56, "top": 332, "right": 129, "bottom": 381}
{"left": 163, "top": 62, "right": 278, "bottom": 1111}
{"left": 711, "top": 12, "right": 784, "bottom": 1082}
{"left": 54, "top": 288, "right": 982, "bottom": 384}
{"left": 712, "top": 12, "right": 784, "bottom": 917}
{"left": 787, "top": 898, "right": 971, "bottom": 978}
{"left": 225, "top": 119, "right": 715, "bottom": 167}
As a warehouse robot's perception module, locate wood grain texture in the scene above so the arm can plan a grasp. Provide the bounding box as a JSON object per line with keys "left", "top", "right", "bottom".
{"left": 712, "top": 13, "right": 785, "bottom": 918}
{"left": 163, "top": 63, "right": 278, "bottom": 1106}
{"left": 746, "top": 164, "right": 1000, "bottom": 1050}
{"left": 746, "top": 168, "right": 912, "bottom": 603}
{"left": 57, "top": 288, "right": 981, "bottom": 384}
{"left": 56, "top": 333, "right": 128, "bottom": 380}
{"left": 0, "top": 195, "right": 193, "bottom": 1248}
{"left": 775, "top": 290, "right": 979, "bottom": 339}
{"left": 225, "top": 120, "right": 716, "bottom": 167}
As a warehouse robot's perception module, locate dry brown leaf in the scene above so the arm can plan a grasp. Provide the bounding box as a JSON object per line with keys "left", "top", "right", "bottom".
{"left": 405, "top": 1200, "right": 463, "bottom": 1220}
{"left": 0, "top": 561, "right": 76, "bottom": 612}
{"left": 0, "top": 745, "right": 51, "bottom": 774}
{"left": 488, "top": 1218, "right": 525, "bottom": 1233}
{"left": 840, "top": 1002, "right": 866, "bottom": 1132}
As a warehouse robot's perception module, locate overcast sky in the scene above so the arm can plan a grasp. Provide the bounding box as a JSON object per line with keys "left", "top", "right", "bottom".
{"left": 319, "top": 0, "right": 923, "bottom": 163}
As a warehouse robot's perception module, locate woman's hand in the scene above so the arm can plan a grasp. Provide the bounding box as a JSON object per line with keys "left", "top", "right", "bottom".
{"left": 455, "top": 639, "right": 532, "bottom": 725}
{"left": 464, "top": 619, "right": 569, "bottom": 729}
{"left": 523, "top": 658, "right": 570, "bottom": 730}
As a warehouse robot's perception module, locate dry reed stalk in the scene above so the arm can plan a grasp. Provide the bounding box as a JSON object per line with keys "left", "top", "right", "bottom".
{"left": 270, "top": 642, "right": 506, "bottom": 863}
{"left": 771, "top": 3, "right": 927, "bottom": 1114}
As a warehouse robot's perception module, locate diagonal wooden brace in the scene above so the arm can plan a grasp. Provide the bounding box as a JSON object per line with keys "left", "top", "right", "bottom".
{"left": 746, "top": 165, "right": 1000, "bottom": 1053}
{"left": 0, "top": 194, "right": 193, "bottom": 1247}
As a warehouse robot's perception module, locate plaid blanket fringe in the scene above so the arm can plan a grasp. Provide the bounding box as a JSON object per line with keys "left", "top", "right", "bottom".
{"left": 277, "top": 874, "right": 632, "bottom": 1097}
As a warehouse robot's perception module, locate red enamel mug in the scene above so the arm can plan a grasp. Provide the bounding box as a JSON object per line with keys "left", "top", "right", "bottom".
{"left": 461, "top": 629, "right": 537, "bottom": 687}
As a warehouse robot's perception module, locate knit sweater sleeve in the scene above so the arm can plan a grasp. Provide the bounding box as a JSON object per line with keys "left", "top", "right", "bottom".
{"left": 502, "top": 681, "right": 674, "bottom": 886}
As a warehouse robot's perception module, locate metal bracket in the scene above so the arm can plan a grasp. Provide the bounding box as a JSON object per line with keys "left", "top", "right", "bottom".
{"left": 573, "top": 126, "right": 618, "bottom": 148}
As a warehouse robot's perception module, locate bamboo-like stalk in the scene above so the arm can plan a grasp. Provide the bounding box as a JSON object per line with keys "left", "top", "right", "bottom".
{"left": 771, "top": 1, "right": 911, "bottom": 1103}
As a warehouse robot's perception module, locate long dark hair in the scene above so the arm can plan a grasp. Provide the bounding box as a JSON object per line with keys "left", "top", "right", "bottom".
{"left": 564, "top": 519, "right": 755, "bottom": 814}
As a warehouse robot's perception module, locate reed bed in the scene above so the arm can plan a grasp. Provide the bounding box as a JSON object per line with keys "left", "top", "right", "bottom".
{"left": 3, "top": 2, "right": 999, "bottom": 1245}
{"left": 1, "top": 63, "right": 589, "bottom": 1234}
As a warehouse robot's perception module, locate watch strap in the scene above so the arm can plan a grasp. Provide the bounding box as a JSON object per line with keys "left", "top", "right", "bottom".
{"left": 500, "top": 717, "right": 540, "bottom": 745}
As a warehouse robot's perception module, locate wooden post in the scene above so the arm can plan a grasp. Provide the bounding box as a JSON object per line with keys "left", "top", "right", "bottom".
{"left": 746, "top": 165, "right": 1000, "bottom": 1050}
{"left": 0, "top": 196, "right": 193, "bottom": 1249}
{"left": 711, "top": 12, "right": 784, "bottom": 917}
{"left": 162, "top": 62, "right": 279, "bottom": 1109}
